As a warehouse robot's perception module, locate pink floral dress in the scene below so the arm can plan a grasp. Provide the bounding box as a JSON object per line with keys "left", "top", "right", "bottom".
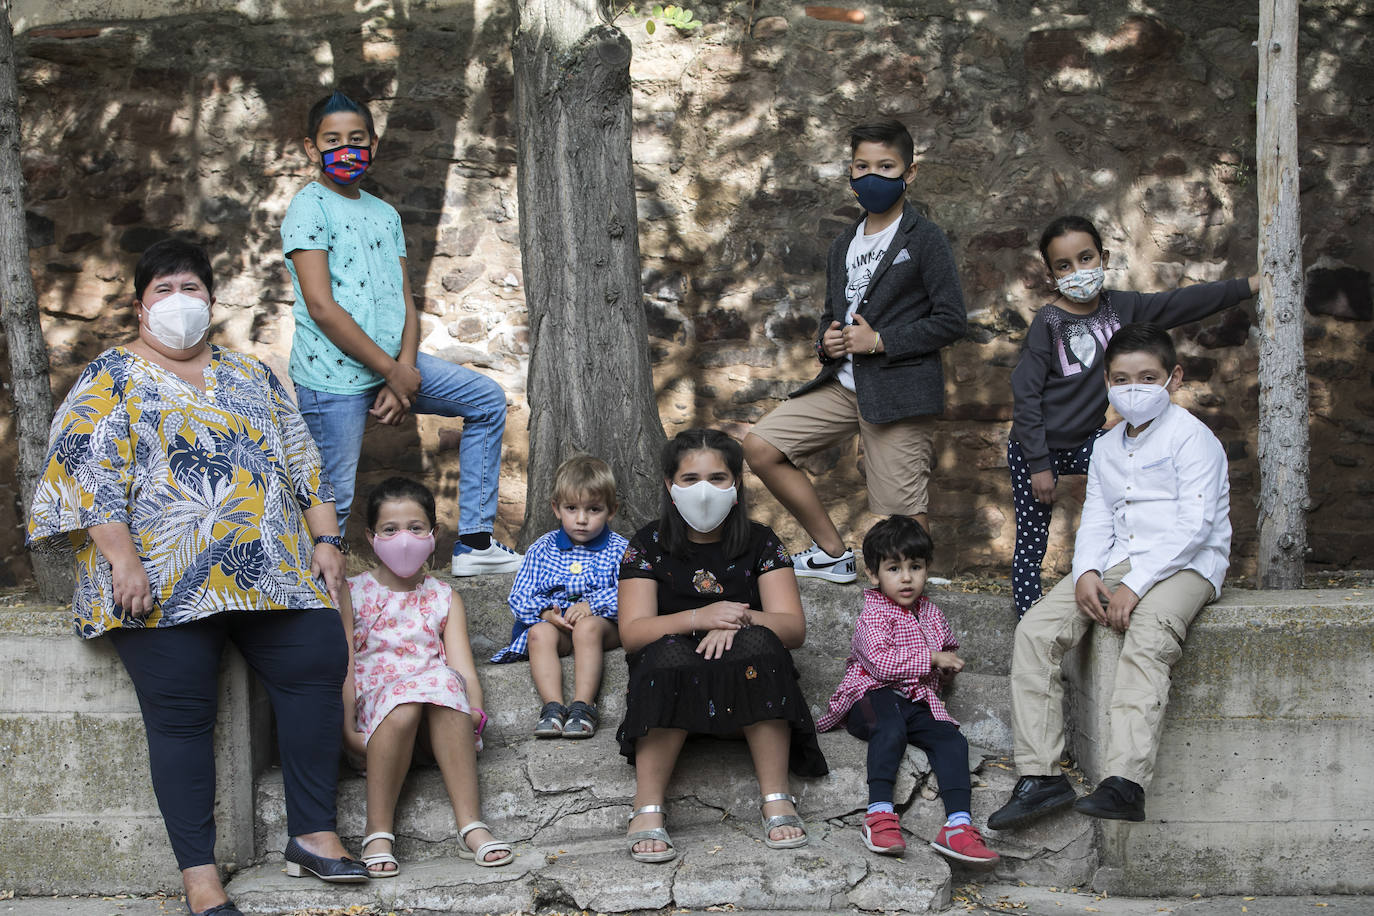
{"left": 349, "top": 572, "right": 478, "bottom": 749}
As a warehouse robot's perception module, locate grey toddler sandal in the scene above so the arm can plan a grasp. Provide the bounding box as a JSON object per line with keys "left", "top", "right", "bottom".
{"left": 534, "top": 700, "right": 567, "bottom": 737}
{"left": 562, "top": 700, "right": 599, "bottom": 738}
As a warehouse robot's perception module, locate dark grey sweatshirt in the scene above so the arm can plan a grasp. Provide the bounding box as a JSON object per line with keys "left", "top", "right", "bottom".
{"left": 1010, "top": 278, "right": 1253, "bottom": 474}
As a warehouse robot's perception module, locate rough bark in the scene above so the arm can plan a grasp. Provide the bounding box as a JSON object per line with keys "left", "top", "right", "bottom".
{"left": 1254, "top": 0, "right": 1308, "bottom": 588}
{"left": 513, "top": 1, "right": 666, "bottom": 546}
{"left": 0, "top": 2, "right": 68, "bottom": 600}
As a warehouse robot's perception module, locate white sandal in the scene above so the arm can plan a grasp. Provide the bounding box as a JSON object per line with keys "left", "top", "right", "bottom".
{"left": 361, "top": 831, "right": 399, "bottom": 878}
{"left": 626, "top": 804, "right": 676, "bottom": 863}
{"left": 457, "top": 821, "right": 513, "bottom": 867}
{"left": 761, "top": 793, "right": 809, "bottom": 849}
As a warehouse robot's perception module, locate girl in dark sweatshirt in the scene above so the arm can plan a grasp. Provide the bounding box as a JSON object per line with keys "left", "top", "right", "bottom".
{"left": 1007, "top": 215, "right": 1258, "bottom": 617}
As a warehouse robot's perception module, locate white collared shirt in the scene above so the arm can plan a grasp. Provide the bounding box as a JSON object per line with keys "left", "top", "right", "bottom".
{"left": 1071, "top": 401, "right": 1232, "bottom": 599}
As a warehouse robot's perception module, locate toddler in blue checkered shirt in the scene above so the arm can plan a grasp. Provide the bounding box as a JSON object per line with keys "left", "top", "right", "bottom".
{"left": 491, "top": 455, "right": 628, "bottom": 738}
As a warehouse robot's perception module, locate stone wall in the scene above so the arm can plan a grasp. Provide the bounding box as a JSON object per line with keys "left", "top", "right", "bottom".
{"left": 4, "top": 0, "right": 1371, "bottom": 584}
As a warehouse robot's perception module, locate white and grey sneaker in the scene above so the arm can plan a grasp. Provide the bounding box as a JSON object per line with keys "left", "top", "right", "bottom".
{"left": 792, "top": 542, "right": 857, "bottom": 583}
{"left": 452, "top": 539, "right": 524, "bottom": 576}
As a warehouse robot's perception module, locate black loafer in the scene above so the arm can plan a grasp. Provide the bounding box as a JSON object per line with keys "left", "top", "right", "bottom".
{"left": 187, "top": 902, "right": 243, "bottom": 916}
{"left": 987, "top": 774, "right": 1077, "bottom": 830}
{"left": 1074, "top": 776, "right": 1146, "bottom": 821}
{"left": 283, "top": 836, "right": 370, "bottom": 883}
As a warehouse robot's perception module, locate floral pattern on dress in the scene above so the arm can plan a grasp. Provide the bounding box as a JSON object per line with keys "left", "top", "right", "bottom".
{"left": 27, "top": 346, "right": 334, "bottom": 638}
{"left": 349, "top": 572, "right": 478, "bottom": 749}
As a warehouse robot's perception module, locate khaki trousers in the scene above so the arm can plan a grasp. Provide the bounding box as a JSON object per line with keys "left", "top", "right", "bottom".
{"left": 1009, "top": 560, "right": 1215, "bottom": 788}
{"left": 749, "top": 381, "right": 935, "bottom": 516}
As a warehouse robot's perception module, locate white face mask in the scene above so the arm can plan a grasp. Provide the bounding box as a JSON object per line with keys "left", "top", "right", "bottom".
{"left": 143, "top": 291, "right": 211, "bottom": 350}
{"left": 1108, "top": 383, "right": 1171, "bottom": 427}
{"left": 670, "top": 480, "right": 737, "bottom": 533}
{"left": 1056, "top": 265, "right": 1104, "bottom": 303}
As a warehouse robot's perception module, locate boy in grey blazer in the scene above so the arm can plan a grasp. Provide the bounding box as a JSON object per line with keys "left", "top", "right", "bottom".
{"left": 745, "top": 119, "right": 967, "bottom": 583}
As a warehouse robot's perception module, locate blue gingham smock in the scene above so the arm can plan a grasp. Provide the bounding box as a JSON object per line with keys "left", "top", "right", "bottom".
{"left": 490, "top": 525, "right": 629, "bottom": 662}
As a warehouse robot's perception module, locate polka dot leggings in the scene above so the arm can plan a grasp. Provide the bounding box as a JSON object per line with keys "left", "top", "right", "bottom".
{"left": 1007, "top": 431, "right": 1104, "bottom": 617}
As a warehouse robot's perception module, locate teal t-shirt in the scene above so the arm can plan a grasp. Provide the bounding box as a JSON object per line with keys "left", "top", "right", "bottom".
{"left": 281, "top": 182, "right": 407, "bottom": 394}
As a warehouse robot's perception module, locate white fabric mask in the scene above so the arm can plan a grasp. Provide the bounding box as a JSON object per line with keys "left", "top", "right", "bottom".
{"left": 1108, "top": 383, "right": 1171, "bottom": 428}
{"left": 670, "top": 481, "right": 737, "bottom": 533}
{"left": 143, "top": 292, "right": 211, "bottom": 350}
{"left": 1056, "top": 266, "right": 1104, "bottom": 303}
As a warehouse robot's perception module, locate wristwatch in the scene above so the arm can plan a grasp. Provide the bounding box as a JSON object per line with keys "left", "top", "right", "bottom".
{"left": 313, "top": 534, "right": 346, "bottom": 550}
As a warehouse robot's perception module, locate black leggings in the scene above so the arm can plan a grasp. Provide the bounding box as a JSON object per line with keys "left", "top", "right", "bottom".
{"left": 1007, "top": 432, "right": 1104, "bottom": 617}
{"left": 108, "top": 608, "right": 347, "bottom": 870}
{"left": 845, "top": 688, "right": 971, "bottom": 816}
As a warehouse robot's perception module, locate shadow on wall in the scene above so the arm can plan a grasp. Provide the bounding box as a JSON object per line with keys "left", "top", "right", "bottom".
{"left": 619, "top": 1, "right": 1372, "bottom": 576}
{"left": 3, "top": 1, "right": 1371, "bottom": 586}
{"left": 4, "top": 3, "right": 518, "bottom": 581}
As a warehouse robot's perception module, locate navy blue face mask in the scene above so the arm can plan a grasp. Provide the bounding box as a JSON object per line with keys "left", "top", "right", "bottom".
{"left": 850, "top": 173, "right": 906, "bottom": 214}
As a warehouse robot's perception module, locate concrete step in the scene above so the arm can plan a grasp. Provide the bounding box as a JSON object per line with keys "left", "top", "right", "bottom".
{"left": 475, "top": 645, "right": 1011, "bottom": 752}
{"left": 245, "top": 747, "right": 1091, "bottom": 914}
{"left": 256, "top": 727, "right": 961, "bottom": 860}
{"left": 977, "top": 763, "right": 1098, "bottom": 888}
{"left": 229, "top": 819, "right": 952, "bottom": 915}
{"left": 447, "top": 572, "right": 1016, "bottom": 677}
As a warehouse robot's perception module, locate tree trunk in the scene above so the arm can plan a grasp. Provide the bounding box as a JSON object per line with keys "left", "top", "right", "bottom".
{"left": 513, "top": 2, "right": 666, "bottom": 546}
{"left": 0, "top": 2, "right": 68, "bottom": 600}
{"left": 1254, "top": 0, "right": 1307, "bottom": 588}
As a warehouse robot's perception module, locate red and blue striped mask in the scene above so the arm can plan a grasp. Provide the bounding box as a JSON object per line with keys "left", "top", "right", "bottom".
{"left": 320, "top": 144, "right": 371, "bottom": 185}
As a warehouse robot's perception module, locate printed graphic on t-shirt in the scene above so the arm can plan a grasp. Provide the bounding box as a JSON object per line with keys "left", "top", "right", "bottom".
{"left": 846, "top": 246, "right": 888, "bottom": 307}
{"left": 844, "top": 220, "right": 901, "bottom": 315}
{"left": 1043, "top": 301, "right": 1122, "bottom": 376}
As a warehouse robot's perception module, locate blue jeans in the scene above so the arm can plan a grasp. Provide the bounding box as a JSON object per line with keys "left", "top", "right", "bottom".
{"left": 295, "top": 352, "right": 507, "bottom": 536}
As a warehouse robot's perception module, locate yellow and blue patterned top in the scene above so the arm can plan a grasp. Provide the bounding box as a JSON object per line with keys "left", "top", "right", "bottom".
{"left": 27, "top": 345, "right": 337, "bottom": 638}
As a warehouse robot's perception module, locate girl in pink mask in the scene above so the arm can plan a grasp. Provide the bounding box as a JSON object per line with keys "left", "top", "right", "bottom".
{"left": 341, "top": 477, "right": 513, "bottom": 876}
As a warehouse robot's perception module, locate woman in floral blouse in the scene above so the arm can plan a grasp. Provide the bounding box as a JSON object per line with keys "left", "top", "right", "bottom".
{"left": 27, "top": 239, "right": 369, "bottom": 916}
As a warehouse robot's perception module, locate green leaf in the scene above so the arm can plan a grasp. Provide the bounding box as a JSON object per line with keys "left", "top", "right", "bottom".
{"left": 681, "top": 9, "right": 694, "bottom": 21}
{"left": 645, "top": 18, "right": 655, "bottom": 33}
{"left": 652, "top": 4, "right": 664, "bottom": 15}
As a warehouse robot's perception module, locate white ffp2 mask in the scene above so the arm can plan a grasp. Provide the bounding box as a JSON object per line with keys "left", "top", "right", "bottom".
{"left": 670, "top": 481, "right": 737, "bottom": 533}
{"left": 1108, "top": 383, "right": 1171, "bottom": 427}
{"left": 143, "top": 292, "right": 211, "bottom": 350}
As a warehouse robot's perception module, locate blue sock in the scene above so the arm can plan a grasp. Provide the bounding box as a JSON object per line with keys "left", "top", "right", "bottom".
{"left": 945, "top": 811, "right": 972, "bottom": 827}
{"left": 867, "top": 801, "right": 895, "bottom": 815}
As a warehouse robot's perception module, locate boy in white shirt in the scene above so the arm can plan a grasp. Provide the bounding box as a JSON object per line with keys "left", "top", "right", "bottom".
{"left": 989, "top": 323, "right": 1231, "bottom": 828}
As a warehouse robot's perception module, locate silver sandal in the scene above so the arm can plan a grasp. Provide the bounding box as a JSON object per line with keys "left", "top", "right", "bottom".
{"left": 760, "top": 792, "right": 808, "bottom": 849}
{"left": 627, "top": 804, "right": 677, "bottom": 863}
{"left": 360, "top": 831, "right": 399, "bottom": 878}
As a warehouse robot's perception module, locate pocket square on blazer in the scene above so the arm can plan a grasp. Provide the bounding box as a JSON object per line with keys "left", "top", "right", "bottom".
{"left": 892, "top": 248, "right": 911, "bottom": 264}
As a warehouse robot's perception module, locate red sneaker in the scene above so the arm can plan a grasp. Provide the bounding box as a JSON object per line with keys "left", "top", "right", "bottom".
{"left": 861, "top": 811, "right": 906, "bottom": 856}
{"left": 930, "top": 823, "right": 1000, "bottom": 864}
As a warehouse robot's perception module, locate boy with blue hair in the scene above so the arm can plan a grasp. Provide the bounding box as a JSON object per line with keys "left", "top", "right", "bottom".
{"left": 989, "top": 323, "right": 1232, "bottom": 828}
{"left": 281, "top": 91, "right": 521, "bottom": 575}
{"left": 744, "top": 119, "right": 967, "bottom": 583}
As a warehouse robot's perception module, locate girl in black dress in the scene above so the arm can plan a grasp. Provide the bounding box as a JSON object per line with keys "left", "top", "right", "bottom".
{"left": 617, "top": 428, "right": 827, "bottom": 863}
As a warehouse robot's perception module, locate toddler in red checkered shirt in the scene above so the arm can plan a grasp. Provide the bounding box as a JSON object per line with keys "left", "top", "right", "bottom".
{"left": 817, "top": 516, "right": 999, "bottom": 864}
